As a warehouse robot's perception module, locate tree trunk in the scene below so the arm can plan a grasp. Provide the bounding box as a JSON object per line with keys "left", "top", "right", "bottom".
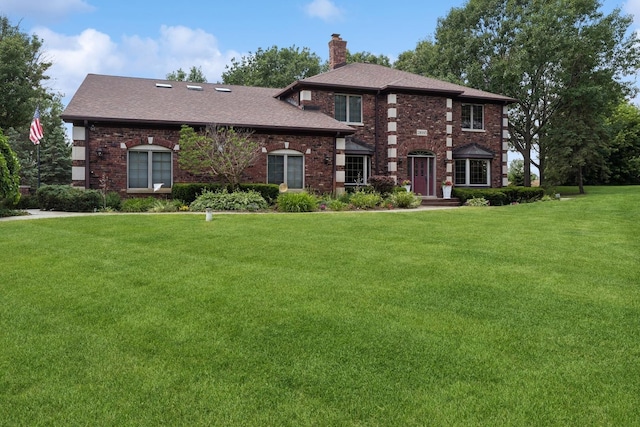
{"left": 577, "top": 166, "right": 585, "bottom": 194}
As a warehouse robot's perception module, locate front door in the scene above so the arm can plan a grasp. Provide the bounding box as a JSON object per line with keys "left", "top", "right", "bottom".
{"left": 411, "top": 156, "right": 436, "bottom": 197}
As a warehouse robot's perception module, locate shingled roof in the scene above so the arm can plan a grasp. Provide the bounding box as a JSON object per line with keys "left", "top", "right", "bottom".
{"left": 61, "top": 74, "right": 355, "bottom": 134}
{"left": 276, "top": 63, "right": 516, "bottom": 103}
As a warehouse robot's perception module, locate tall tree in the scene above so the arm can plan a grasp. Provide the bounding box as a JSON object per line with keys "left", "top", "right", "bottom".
{"left": 0, "top": 129, "right": 21, "bottom": 207}
{"left": 347, "top": 51, "right": 391, "bottom": 67}
{"left": 0, "top": 16, "right": 51, "bottom": 131}
{"left": 178, "top": 124, "right": 261, "bottom": 187}
{"left": 601, "top": 102, "right": 640, "bottom": 184}
{"left": 166, "top": 66, "right": 207, "bottom": 82}
{"left": 222, "top": 46, "right": 323, "bottom": 88}
{"left": 399, "top": 0, "right": 639, "bottom": 186}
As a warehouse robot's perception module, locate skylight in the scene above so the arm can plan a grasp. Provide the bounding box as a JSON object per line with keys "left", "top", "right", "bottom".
{"left": 215, "top": 87, "right": 232, "bottom": 92}
{"left": 155, "top": 83, "right": 172, "bottom": 88}
{"left": 187, "top": 85, "right": 203, "bottom": 91}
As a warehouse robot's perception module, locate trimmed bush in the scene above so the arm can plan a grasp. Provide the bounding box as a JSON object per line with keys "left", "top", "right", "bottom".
{"left": 15, "top": 194, "right": 39, "bottom": 209}
{"left": 277, "top": 192, "right": 319, "bottom": 212}
{"left": 453, "top": 188, "right": 509, "bottom": 206}
{"left": 190, "top": 189, "right": 268, "bottom": 212}
{"left": 349, "top": 191, "right": 383, "bottom": 209}
{"left": 368, "top": 175, "right": 396, "bottom": 195}
{"left": 171, "top": 183, "right": 223, "bottom": 204}
{"left": 36, "top": 185, "right": 102, "bottom": 212}
{"left": 237, "top": 184, "right": 279, "bottom": 205}
{"left": 172, "top": 183, "right": 279, "bottom": 205}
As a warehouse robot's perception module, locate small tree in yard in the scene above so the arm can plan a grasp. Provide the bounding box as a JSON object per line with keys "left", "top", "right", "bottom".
{"left": 178, "top": 124, "right": 261, "bottom": 188}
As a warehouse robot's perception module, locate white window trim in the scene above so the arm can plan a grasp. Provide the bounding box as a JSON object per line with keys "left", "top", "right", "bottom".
{"left": 335, "top": 94, "right": 363, "bottom": 125}
{"left": 461, "top": 104, "right": 485, "bottom": 131}
{"left": 267, "top": 149, "right": 305, "bottom": 190}
{"left": 455, "top": 158, "right": 491, "bottom": 187}
{"left": 127, "top": 145, "right": 172, "bottom": 193}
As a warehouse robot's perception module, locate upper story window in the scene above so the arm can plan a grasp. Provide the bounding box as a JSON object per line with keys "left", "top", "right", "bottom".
{"left": 128, "top": 145, "right": 172, "bottom": 191}
{"left": 335, "top": 94, "right": 362, "bottom": 124}
{"left": 461, "top": 104, "right": 484, "bottom": 130}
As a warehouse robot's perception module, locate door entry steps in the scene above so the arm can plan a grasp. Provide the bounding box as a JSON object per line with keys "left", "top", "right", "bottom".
{"left": 420, "top": 197, "right": 461, "bottom": 207}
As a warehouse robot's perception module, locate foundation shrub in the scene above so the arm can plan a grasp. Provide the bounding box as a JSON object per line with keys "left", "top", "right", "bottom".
{"left": 389, "top": 191, "right": 421, "bottom": 209}
{"left": 277, "top": 192, "right": 319, "bottom": 212}
{"left": 453, "top": 188, "right": 509, "bottom": 206}
{"left": 36, "top": 185, "right": 102, "bottom": 212}
{"left": 171, "top": 183, "right": 223, "bottom": 204}
{"left": 349, "top": 190, "right": 383, "bottom": 209}
{"left": 121, "top": 197, "right": 157, "bottom": 212}
{"left": 368, "top": 175, "right": 396, "bottom": 195}
{"left": 190, "top": 189, "right": 268, "bottom": 212}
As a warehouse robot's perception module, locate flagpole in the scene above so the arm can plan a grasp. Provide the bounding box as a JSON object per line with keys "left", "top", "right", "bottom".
{"left": 37, "top": 143, "right": 41, "bottom": 188}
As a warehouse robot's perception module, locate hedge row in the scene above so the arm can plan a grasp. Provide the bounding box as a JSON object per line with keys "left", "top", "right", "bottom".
{"left": 37, "top": 185, "right": 103, "bottom": 212}
{"left": 453, "top": 186, "right": 545, "bottom": 206}
{"left": 171, "top": 183, "right": 280, "bottom": 204}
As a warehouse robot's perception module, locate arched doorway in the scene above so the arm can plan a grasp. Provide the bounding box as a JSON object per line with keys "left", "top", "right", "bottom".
{"left": 408, "top": 151, "right": 436, "bottom": 197}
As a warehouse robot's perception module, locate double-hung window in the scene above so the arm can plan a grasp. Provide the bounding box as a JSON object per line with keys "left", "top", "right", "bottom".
{"left": 335, "top": 94, "right": 362, "bottom": 124}
{"left": 454, "top": 159, "right": 490, "bottom": 186}
{"left": 461, "top": 104, "right": 484, "bottom": 130}
{"left": 267, "top": 149, "right": 304, "bottom": 189}
{"left": 128, "top": 146, "right": 172, "bottom": 190}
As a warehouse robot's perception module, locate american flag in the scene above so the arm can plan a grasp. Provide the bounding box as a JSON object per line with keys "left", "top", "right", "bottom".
{"left": 29, "top": 107, "right": 44, "bottom": 145}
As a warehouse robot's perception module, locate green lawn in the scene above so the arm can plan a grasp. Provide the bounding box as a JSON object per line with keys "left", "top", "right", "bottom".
{"left": 1, "top": 186, "right": 639, "bottom": 426}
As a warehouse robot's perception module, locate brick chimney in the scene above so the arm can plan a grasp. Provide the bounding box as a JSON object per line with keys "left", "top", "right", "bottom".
{"left": 329, "top": 34, "right": 347, "bottom": 69}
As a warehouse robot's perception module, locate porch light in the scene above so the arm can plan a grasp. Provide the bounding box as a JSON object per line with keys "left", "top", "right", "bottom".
{"left": 96, "top": 147, "right": 104, "bottom": 158}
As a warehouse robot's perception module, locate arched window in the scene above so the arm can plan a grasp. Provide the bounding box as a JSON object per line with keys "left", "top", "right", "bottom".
{"left": 267, "top": 149, "right": 304, "bottom": 189}
{"left": 128, "top": 145, "right": 172, "bottom": 191}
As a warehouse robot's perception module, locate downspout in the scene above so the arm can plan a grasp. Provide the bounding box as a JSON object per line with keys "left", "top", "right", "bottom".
{"left": 84, "top": 120, "right": 90, "bottom": 189}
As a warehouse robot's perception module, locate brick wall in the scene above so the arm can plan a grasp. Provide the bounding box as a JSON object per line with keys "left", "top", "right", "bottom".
{"left": 74, "top": 125, "right": 337, "bottom": 197}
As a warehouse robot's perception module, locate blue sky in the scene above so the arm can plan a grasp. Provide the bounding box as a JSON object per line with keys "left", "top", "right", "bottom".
{"left": 2, "top": 0, "right": 637, "bottom": 107}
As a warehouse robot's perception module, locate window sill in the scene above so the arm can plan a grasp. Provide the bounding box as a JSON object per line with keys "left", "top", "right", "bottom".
{"left": 127, "top": 188, "right": 172, "bottom": 194}
{"left": 461, "top": 128, "right": 486, "bottom": 133}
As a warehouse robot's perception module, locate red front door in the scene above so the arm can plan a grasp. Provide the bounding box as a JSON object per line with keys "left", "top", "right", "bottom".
{"left": 412, "top": 156, "right": 436, "bottom": 197}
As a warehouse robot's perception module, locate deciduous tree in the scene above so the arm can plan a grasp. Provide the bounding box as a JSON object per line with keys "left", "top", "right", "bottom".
{"left": 396, "top": 0, "right": 639, "bottom": 186}
{"left": 222, "top": 46, "right": 323, "bottom": 88}
{"left": 178, "top": 125, "right": 261, "bottom": 187}
{"left": 0, "top": 129, "right": 21, "bottom": 206}
{"left": 166, "top": 66, "right": 207, "bottom": 83}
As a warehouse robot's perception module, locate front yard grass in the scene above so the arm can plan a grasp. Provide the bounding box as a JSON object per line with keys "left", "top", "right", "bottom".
{"left": 1, "top": 186, "right": 639, "bottom": 425}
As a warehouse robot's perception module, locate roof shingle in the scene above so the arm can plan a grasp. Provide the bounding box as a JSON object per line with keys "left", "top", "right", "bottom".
{"left": 61, "top": 74, "right": 355, "bottom": 134}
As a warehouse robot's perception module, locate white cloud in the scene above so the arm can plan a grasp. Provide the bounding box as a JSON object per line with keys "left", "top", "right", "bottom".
{"left": 625, "top": 0, "right": 640, "bottom": 25}
{"left": 304, "top": 0, "right": 345, "bottom": 22}
{"left": 1, "top": 0, "right": 94, "bottom": 22}
{"left": 33, "top": 25, "right": 239, "bottom": 103}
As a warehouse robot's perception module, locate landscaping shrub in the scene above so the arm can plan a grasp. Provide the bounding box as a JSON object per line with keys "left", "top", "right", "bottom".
{"left": 190, "top": 189, "right": 268, "bottom": 212}
{"left": 148, "top": 199, "right": 179, "bottom": 212}
{"left": 388, "top": 191, "right": 421, "bottom": 209}
{"left": 349, "top": 190, "right": 383, "bottom": 209}
{"left": 237, "top": 184, "right": 279, "bottom": 205}
{"left": 171, "top": 183, "right": 223, "bottom": 204}
{"left": 514, "top": 187, "right": 545, "bottom": 203}
{"left": 105, "top": 192, "right": 122, "bottom": 210}
{"left": 465, "top": 197, "right": 490, "bottom": 207}
{"left": 453, "top": 188, "right": 509, "bottom": 206}
{"left": 36, "top": 185, "right": 102, "bottom": 212}
{"left": 276, "top": 192, "right": 319, "bottom": 212}
{"left": 121, "top": 197, "right": 157, "bottom": 212}
{"left": 327, "top": 199, "right": 349, "bottom": 211}
{"left": 368, "top": 175, "right": 396, "bottom": 195}
{"left": 14, "top": 194, "right": 39, "bottom": 209}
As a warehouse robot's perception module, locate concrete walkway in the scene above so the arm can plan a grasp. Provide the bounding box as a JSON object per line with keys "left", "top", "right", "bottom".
{"left": 1, "top": 205, "right": 458, "bottom": 222}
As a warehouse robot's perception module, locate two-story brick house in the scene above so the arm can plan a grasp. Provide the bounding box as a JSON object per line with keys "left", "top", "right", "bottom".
{"left": 61, "top": 34, "right": 515, "bottom": 199}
